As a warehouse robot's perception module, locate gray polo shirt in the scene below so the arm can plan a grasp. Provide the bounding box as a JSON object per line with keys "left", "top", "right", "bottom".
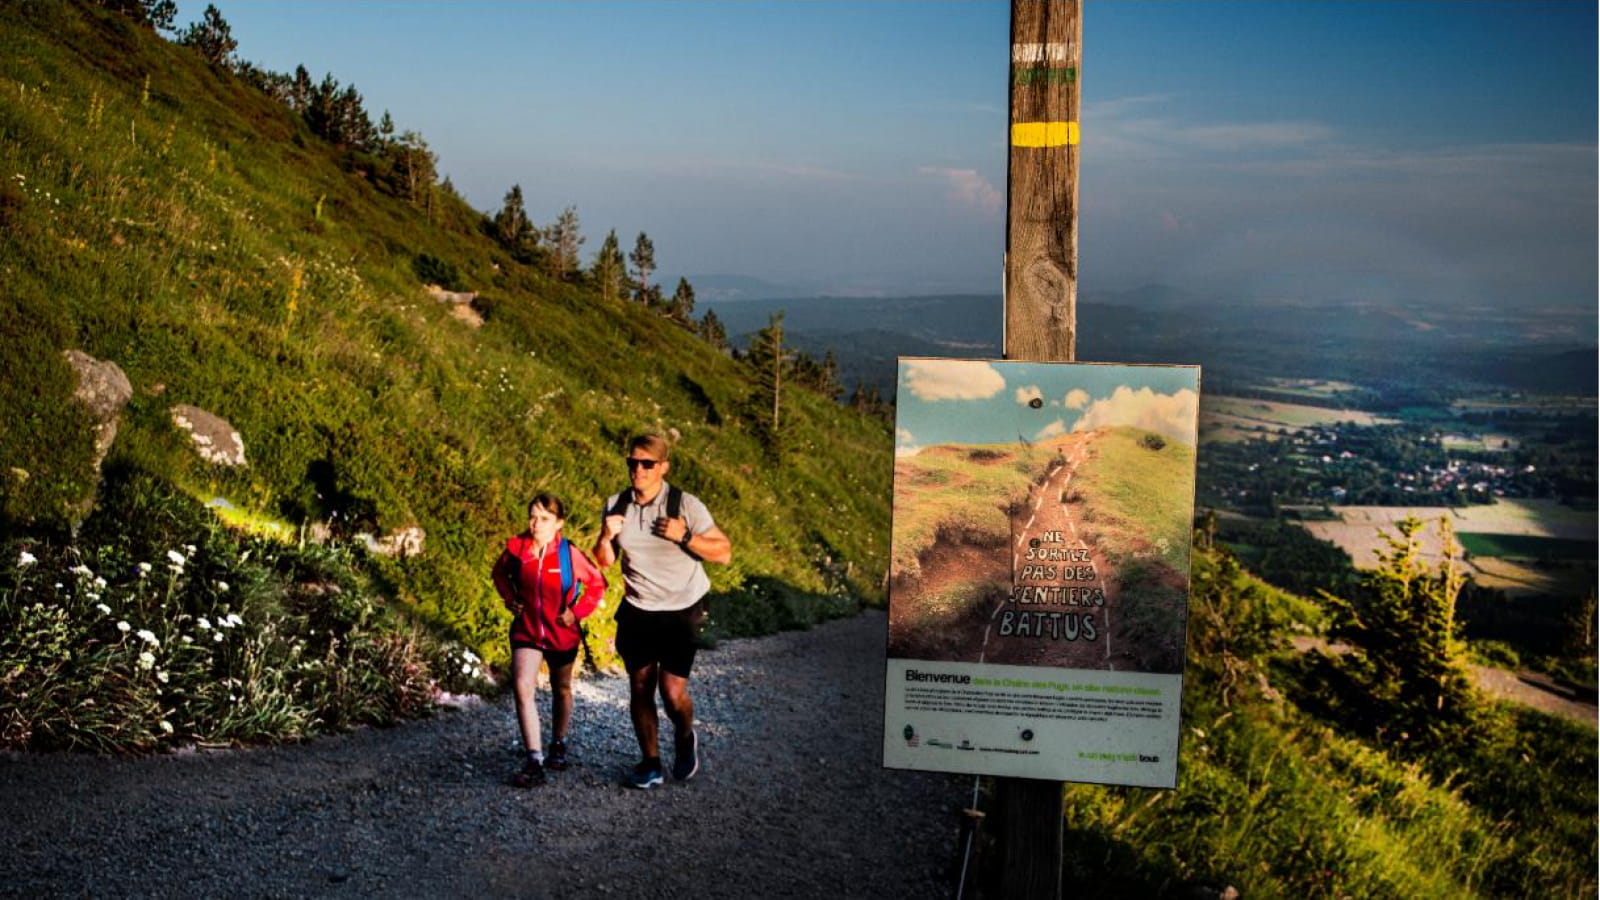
{"left": 604, "top": 483, "right": 715, "bottom": 612}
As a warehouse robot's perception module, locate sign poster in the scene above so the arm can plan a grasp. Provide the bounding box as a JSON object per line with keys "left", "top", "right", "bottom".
{"left": 882, "top": 359, "right": 1200, "bottom": 788}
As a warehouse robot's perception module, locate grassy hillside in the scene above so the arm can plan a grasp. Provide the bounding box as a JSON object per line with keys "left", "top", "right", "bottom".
{"left": 0, "top": 2, "right": 890, "bottom": 688}
{"left": 1039, "top": 547, "right": 1596, "bottom": 899}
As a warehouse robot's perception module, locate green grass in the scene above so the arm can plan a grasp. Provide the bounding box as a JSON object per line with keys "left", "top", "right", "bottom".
{"left": 1071, "top": 426, "right": 1196, "bottom": 572}
{"left": 890, "top": 442, "right": 1036, "bottom": 578}
{"left": 1458, "top": 533, "right": 1597, "bottom": 561}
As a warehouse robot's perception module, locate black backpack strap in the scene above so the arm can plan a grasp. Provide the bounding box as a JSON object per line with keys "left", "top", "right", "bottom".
{"left": 607, "top": 490, "right": 632, "bottom": 519}
{"left": 666, "top": 484, "right": 682, "bottom": 520}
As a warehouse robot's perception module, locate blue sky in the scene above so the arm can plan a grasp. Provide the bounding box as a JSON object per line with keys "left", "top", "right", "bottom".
{"left": 175, "top": 1, "right": 1596, "bottom": 306}
{"left": 896, "top": 359, "right": 1199, "bottom": 453}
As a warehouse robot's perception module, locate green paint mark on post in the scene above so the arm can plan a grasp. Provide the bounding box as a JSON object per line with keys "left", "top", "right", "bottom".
{"left": 1014, "top": 67, "right": 1077, "bottom": 86}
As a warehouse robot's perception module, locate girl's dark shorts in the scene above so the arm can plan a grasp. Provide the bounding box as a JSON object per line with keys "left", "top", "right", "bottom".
{"left": 509, "top": 641, "right": 579, "bottom": 670}
{"left": 614, "top": 599, "right": 707, "bottom": 678}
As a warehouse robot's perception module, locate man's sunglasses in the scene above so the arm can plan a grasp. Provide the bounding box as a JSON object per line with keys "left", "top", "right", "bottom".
{"left": 626, "top": 458, "right": 661, "bottom": 470}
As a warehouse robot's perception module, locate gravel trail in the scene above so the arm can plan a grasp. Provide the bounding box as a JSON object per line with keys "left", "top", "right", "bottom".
{"left": 0, "top": 611, "right": 971, "bottom": 899}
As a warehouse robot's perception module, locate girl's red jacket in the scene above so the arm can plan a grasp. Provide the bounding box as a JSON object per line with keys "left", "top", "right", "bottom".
{"left": 491, "top": 534, "right": 605, "bottom": 652}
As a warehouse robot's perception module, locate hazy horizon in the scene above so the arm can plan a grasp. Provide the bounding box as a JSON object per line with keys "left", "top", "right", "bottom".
{"left": 175, "top": 1, "right": 1597, "bottom": 309}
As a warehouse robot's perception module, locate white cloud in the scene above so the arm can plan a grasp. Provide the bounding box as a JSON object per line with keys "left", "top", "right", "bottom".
{"left": 904, "top": 360, "right": 1006, "bottom": 401}
{"left": 895, "top": 428, "right": 921, "bottom": 457}
{"left": 1064, "top": 389, "right": 1090, "bottom": 410}
{"left": 917, "top": 166, "right": 1002, "bottom": 218}
{"left": 1034, "top": 419, "right": 1067, "bottom": 441}
{"left": 1015, "top": 385, "right": 1043, "bottom": 406}
{"left": 1072, "top": 387, "right": 1199, "bottom": 446}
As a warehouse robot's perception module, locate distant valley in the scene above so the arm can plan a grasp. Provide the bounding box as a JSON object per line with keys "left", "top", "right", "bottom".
{"left": 703, "top": 286, "right": 1598, "bottom": 402}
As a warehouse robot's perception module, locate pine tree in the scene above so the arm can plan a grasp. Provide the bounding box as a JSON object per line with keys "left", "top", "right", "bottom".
{"left": 628, "top": 232, "right": 655, "bottom": 302}
{"left": 100, "top": 0, "right": 177, "bottom": 32}
{"left": 1322, "top": 516, "right": 1480, "bottom": 751}
{"left": 393, "top": 131, "right": 436, "bottom": 210}
{"left": 177, "top": 4, "right": 237, "bottom": 67}
{"left": 820, "top": 349, "right": 842, "bottom": 401}
{"left": 698, "top": 308, "right": 727, "bottom": 351}
{"left": 746, "top": 312, "right": 791, "bottom": 448}
{"left": 591, "top": 229, "right": 626, "bottom": 303}
{"left": 669, "top": 277, "right": 696, "bottom": 324}
{"left": 543, "top": 206, "right": 584, "bottom": 280}
{"left": 291, "top": 65, "right": 312, "bottom": 111}
{"left": 493, "top": 185, "right": 535, "bottom": 258}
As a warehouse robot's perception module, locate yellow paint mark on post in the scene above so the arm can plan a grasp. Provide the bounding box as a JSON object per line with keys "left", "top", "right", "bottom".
{"left": 1011, "top": 122, "right": 1079, "bottom": 147}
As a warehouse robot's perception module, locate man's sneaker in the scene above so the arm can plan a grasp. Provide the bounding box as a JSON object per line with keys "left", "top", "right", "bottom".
{"left": 628, "top": 757, "right": 664, "bottom": 790}
{"left": 672, "top": 730, "right": 699, "bottom": 782}
{"left": 546, "top": 738, "right": 569, "bottom": 772}
{"left": 510, "top": 756, "right": 546, "bottom": 788}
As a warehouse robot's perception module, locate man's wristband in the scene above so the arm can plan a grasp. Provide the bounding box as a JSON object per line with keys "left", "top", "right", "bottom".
{"left": 678, "top": 532, "right": 693, "bottom": 549}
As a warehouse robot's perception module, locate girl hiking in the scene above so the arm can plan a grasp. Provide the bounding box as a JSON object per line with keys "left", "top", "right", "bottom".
{"left": 491, "top": 492, "right": 606, "bottom": 787}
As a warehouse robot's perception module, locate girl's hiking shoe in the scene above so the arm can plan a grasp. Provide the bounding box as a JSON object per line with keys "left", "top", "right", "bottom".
{"left": 672, "top": 730, "right": 699, "bottom": 782}
{"left": 546, "top": 739, "right": 569, "bottom": 771}
{"left": 510, "top": 756, "right": 546, "bottom": 788}
{"left": 628, "top": 757, "right": 664, "bottom": 789}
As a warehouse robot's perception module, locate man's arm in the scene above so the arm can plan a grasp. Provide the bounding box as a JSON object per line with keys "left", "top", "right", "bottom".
{"left": 681, "top": 524, "right": 731, "bottom": 566}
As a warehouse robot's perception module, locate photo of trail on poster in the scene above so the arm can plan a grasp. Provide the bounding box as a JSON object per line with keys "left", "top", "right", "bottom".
{"left": 882, "top": 359, "right": 1199, "bottom": 787}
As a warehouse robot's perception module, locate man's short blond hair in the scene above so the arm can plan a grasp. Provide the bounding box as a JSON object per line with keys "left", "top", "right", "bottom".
{"left": 627, "top": 433, "right": 672, "bottom": 460}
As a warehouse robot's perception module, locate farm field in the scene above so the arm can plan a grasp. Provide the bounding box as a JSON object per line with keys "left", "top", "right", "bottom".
{"left": 1260, "top": 377, "right": 1362, "bottom": 398}
{"left": 1198, "top": 394, "right": 1394, "bottom": 444}
{"left": 1453, "top": 395, "right": 1596, "bottom": 413}
{"left": 1441, "top": 432, "right": 1520, "bottom": 452}
{"left": 1298, "top": 499, "right": 1597, "bottom": 596}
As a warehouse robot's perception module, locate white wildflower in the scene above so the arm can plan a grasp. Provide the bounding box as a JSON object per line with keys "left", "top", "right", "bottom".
{"left": 166, "top": 549, "right": 186, "bottom": 567}
{"left": 156, "top": 671, "right": 169, "bottom": 683}
{"left": 138, "top": 562, "right": 152, "bottom": 576}
{"left": 213, "top": 633, "right": 224, "bottom": 643}
{"left": 117, "top": 620, "right": 131, "bottom": 633}
{"left": 70, "top": 564, "right": 93, "bottom": 577}
{"left": 197, "top": 617, "right": 212, "bottom": 630}
{"left": 181, "top": 635, "right": 193, "bottom": 644}
{"left": 137, "top": 651, "right": 155, "bottom": 669}
{"left": 96, "top": 602, "right": 111, "bottom": 614}
{"left": 136, "top": 629, "right": 159, "bottom": 646}
{"left": 216, "top": 581, "right": 229, "bottom": 593}
{"left": 159, "top": 720, "right": 173, "bottom": 733}
{"left": 94, "top": 576, "right": 107, "bottom": 589}
{"left": 224, "top": 613, "right": 243, "bottom": 628}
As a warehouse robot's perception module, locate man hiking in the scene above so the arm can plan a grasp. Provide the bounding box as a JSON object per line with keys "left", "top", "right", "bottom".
{"left": 595, "top": 433, "right": 732, "bottom": 789}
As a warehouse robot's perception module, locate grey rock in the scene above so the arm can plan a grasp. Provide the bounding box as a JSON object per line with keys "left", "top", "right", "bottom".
{"left": 170, "top": 404, "right": 247, "bottom": 467}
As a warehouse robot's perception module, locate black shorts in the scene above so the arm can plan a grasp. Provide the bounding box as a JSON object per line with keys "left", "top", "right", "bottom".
{"left": 509, "top": 641, "right": 579, "bottom": 670}
{"left": 614, "top": 599, "right": 706, "bottom": 678}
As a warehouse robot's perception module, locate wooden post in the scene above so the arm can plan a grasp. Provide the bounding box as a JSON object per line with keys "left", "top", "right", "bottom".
{"left": 1005, "top": 0, "right": 1081, "bottom": 363}
{"left": 990, "top": 1, "right": 1081, "bottom": 897}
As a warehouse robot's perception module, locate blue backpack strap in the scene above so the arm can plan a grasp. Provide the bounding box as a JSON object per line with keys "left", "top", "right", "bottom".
{"left": 557, "top": 538, "right": 578, "bottom": 611}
